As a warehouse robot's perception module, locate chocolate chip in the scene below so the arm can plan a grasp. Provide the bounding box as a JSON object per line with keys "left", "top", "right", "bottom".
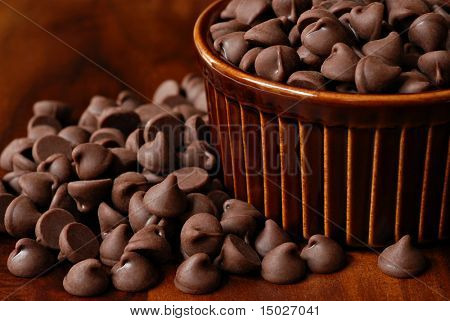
{"left": 63, "top": 259, "right": 110, "bottom": 297}
{"left": 98, "top": 202, "right": 127, "bottom": 239}
{"left": 244, "top": 18, "right": 290, "bottom": 46}
{"left": 117, "top": 90, "right": 141, "bottom": 109}
{"left": 273, "top": 0, "right": 310, "bottom": 22}
{"left": 135, "top": 103, "right": 171, "bottom": 124}
{"left": 125, "top": 128, "right": 145, "bottom": 153}
{"left": 182, "top": 193, "right": 218, "bottom": 223}
{"left": 297, "top": 45, "right": 323, "bottom": 68}
{"left": 112, "top": 252, "right": 160, "bottom": 292}
{"left": 301, "top": 17, "right": 350, "bottom": 56}
{"left": 112, "top": 172, "right": 149, "bottom": 213}
{"left": 182, "top": 73, "right": 203, "bottom": 97}
{"left": 214, "top": 32, "right": 250, "bottom": 66}
{"left": 152, "top": 80, "right": 181, "bottom": 105}
{"left": 328, "top": 0, "right": 359, "bottom": 17}
{"left": 7, "top": 238, "right": 56, "bottom": 278}
{"left": 172, "top": 167, "right": 209, "bottom": 194}
{"left": 220, "top": 199, "right": 263, "bottom": 242}
{"left": 98, "top": 107, "right": 140, "bottom": 136}
{"left": 235, "top": 0, "right": 272, "bottom": 25}
{"left": 0, "top": 193, "right": 15, "bottom": 233}
{"left": 362, "top": 31, "right": 403, "bottom": 65}
{"left": 174, "top": 253, "right": 222, "bottom": 295}
{"left": 0, "top": 138, "right": 34, "bottom": 171}
{"left": 68, "top": 179, "right": 112, "bottom": 213}
{"left": 33, "top": 100, "right": 71, "bottom": 125}
{"left": 355, "top": 56, "right": 402, "bottom": 93}
{"left": 210, "top": 19, "right": 250, "bottom": 41}
{"left": 18, "top": 172, "right": 59, "bottom": 208}
{"left": 297, "top": 8, "right": 337, "bottom": 32}
{"left": 125, "top": 224, "right": 171, "bottom": 264}
{"left": 398, "top": 70, "right": 432, "bottom": 93}
{"left": 100, "top": 224, "right": 131, "bottom": 267}
{"left": 349, "top": 2, "right": 384, "bottom": 41}
{"left": 179, "top": 140, "right": 217, "bottom": 171}
{"left": 49, "top": 183, "right": 79, "bottom": 215}
{"left": 90, "top": 128, "right": 125, "bottom": 147}
{"left": 403, "top": 42, "right": 423, "bottom": 69}
{"left": 255, "top": 219, "right": 291, "bottom": 257}
{"left": 418, "top": 50, "right": 450, "bottom": 87}
{"left": 378, "top": 235, "right": 427, "bottom": 278}
{"left": 321, "top": 42, "right": 360, "bottom": 82}
{"left": 162, "top": 95, "right": 191, "bottom": 108}
{"left": 78, "top": 111, "right": 98, "bottom": 133}
{"left": 12, "top": 153, "right": 37, "bottom": 172}
{"left": 87, "top": 96, "right": 116, "bottom": 117}
{"left": 172, "top": 104, "right": 202, "bottom": 121}
{"left": 128, "top": 191, "right": 154, "bottom": 232}
{"left": 220, "top": 0, "right": 241, "bottom": 19}
{"left": 300, "top": 234, "right": 346, "bottom": 273}
{"left": 386, "top": 0, "right": 430, "bottom": 28}
{"left": 288, "top": 25, "right": 302, "bottom": 47}
{"left": 58, "top": 126, "right": 91, "bottom": 147}
{"left": 143, "top": 112, "right": 184, "bottom": 149}
{"left": 261, "top": 242, "right": 306, "bottom": 284}
{"left": 255, "top": 45, "right": 301, "bottom": 82}
{"left": 32, "top": 135, "right": 72, "bottom": 163}
{"left": 35, "top": 208, "right": 75, "bottom": 249}
{"left": 2, "top": 171, "right": 27, "bottom": 194}
{"left": 109, "top": 147, "right": 138, "bottom": 176}
{"left": 27, "top": 125, "right": 59, "bottom": 140}
{"left": 28, "top": 115, "right": 62, "bottom": 135}
{"left": 207, "top": 190, "right": 231, "bottom": 216}
{"left": 409, "top": 13, "right": 447, "bottom": 52}
{"left": 215, "top": 234, "right": 261, "bottom": 274}
{"left": 37, "top": 153, "right": 73, "bottom": 183}
{"left": 72, "top": 143, "right": 113, "bottom": 180}
{"left": 184, "top": 114, "right": 208, "bottom": 146}
{"left": 181, "top": 213, "right": 224, "bottom": 258}
{"left": 143, "top": 174, "right": 187, "bottom": 218}
{"left": 138, "top": 131, "right": 172, "bottom": 174}
{"left": 287, "top": 71, "right": 327, "bottom": 90}
{"left": 58, "top": 222, "right": 100, "bottom": 263}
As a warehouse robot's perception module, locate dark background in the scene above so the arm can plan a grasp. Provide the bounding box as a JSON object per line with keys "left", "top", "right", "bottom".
{"left": 0, "top": 0, "right": 448, "bottom": 300}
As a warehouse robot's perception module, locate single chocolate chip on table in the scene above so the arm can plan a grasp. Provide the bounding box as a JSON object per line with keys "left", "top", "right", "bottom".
{"left": 174, "top": 253, "right": 222, "bottom": 295}
{"left": 58, "top": 222, "right": 100, "bottom": 264}
{"left": 112, "top": 252, "right": 160, "bottom": 292}
{"left": 300, "top": 234, "right": 346, "bottom": 273}
{"left": 378, "top": 235, "right": 428, "bottom": 278}
{"left": 261, "top": 242, "right": 306, "bottom": 284}
{"left": 7, "top": 238, "right": 56, "bottom": 278}
{"left": 35, "top": 208, "right": 76, "bottom": 250}
{"left": 63, "top": 259, "right": 110, "bottom": 297}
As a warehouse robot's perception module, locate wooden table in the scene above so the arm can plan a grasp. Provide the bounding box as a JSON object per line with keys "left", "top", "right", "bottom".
{"left": 0, "top": 0, "right": 448, "bottom": 301}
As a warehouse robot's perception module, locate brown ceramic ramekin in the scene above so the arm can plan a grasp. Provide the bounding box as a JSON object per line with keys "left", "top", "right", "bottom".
{"left": 194, "top": 0, "right": 450, "bottom": 247}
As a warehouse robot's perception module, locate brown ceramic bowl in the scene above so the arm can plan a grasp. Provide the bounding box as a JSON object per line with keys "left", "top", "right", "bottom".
{"left": 194, "top": 0, "right": 450, "bottom": 247}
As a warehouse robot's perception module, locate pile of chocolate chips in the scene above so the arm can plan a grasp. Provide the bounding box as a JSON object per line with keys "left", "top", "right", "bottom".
{"left": 0, "top": 74, "right": 428, "bottom": 297}
{"left": 211, "top": 0, "right": 450, "bottom": 93}
{"left": 0, "top": 74, "right": 349, "bottom": 296}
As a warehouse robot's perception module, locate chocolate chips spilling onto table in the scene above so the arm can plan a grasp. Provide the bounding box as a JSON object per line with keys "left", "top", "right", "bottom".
{"left": 0, "top": 75, "right": 425, "bottom": 297}
{"left": 211, "top": 0, "right": 450, "bottom": 93}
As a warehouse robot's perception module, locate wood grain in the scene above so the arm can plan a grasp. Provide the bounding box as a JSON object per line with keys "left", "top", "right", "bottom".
{"left": 0, "top": 0, "right": 448, "bottom": 301}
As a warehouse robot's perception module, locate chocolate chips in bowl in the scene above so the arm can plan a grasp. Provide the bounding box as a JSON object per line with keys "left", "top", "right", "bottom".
{"left": 210, "top": 0, "right": 450, "bottom": 93}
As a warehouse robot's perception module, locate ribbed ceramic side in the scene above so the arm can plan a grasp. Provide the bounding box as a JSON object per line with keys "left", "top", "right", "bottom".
{"left": 205, "top": 83, "right": 450, "bottom": 246}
